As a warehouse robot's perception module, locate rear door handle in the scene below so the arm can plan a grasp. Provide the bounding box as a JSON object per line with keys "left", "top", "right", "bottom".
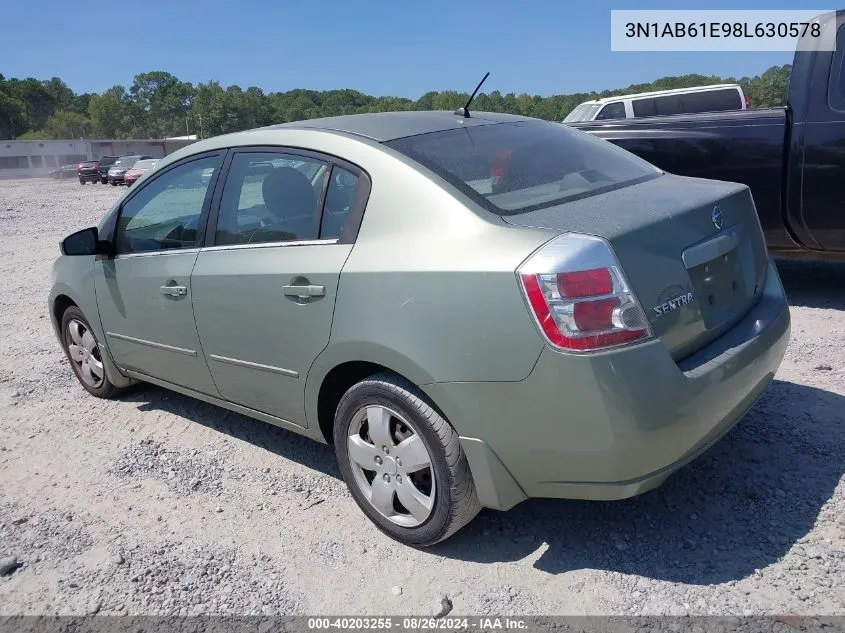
{"left": 160, "top": 285, "right": 187, "bottom": 297}
{"left": 282, "top": 284, "right": 325, "bottom": 299}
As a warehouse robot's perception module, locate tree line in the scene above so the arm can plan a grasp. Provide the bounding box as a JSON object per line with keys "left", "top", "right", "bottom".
{"left": 0, "top": 65, "right": 791, "bottom": 141}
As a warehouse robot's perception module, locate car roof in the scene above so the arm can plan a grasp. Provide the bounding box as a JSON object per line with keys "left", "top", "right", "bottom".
{"left": 262, "top": 110, "right": 534, "bottom": 142}
{"left": 582, "top": 84, "right": 742, "bottom": 106}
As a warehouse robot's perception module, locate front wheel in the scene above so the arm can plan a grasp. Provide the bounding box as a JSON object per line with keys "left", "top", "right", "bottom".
{"left": 78, "top": 178, "right": 85, "bottom": 185}
{"left": 60, "top": 306, "right": 122, "bottom": 399}
{"left": 333, "top": 373, "right": 481, "bottom": 546}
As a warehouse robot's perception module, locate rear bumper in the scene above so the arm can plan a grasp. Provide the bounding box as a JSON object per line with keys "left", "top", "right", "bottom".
{"left": 422, "top": 260, "right": 790, "bottom": 510}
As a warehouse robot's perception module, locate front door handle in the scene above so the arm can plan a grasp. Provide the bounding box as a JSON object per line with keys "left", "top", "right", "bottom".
{"left": 282, "top": 284, "right": 325, "bottom": 299}
{"left": 160, "top": 285, "right": 187, "bottom": 297}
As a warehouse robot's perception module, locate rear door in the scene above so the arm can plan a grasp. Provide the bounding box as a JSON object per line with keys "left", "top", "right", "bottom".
{"left": 191, "top": 147, "right": 370, "bottom": 426}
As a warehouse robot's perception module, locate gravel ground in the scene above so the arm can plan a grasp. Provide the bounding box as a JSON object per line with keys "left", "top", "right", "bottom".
{"left": 0, "top": 177, "right": 843, "bottom": 616}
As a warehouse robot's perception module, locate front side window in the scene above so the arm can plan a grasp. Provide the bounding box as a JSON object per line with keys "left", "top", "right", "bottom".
{"left": 115, "top": 155, "right": 221, "bottom": 254}
{"left": 387, "top": 121, "right": 660, "bottom": 215}
{"left": 215, "top": 152, "right": 327, "bottom": 246}
{"left": 595, "top": 102, "right": 626, "bottom": 120}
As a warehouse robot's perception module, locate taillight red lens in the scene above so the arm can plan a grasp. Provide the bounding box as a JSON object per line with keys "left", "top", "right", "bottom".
{"left": 77, "top": 164, "right": 84, "bottom": 171}
{"left": 558, "top": 268, "right": 612, "bottom": 298}
{"left": 573, "top": 297, "right": 619, "bottom": 330}
{"left": 744, "top": 95, "right": 750, "bottom": 109}
{"left": 518, "top": 233, "right": 651, "bottom": 352}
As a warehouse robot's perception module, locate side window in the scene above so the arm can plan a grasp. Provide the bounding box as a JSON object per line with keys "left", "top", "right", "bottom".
{"left": 595, "top": 102, "right": 626, "bottom": 120}
{"left": 215, "top": 152, "right": 326, "bottom": 246}
{"left": 320, "top": 166, "right": 360, "bottom": 239}
{"left": 828, "top": 26, "right": 845, "bottom": 111}
{"left": 115, "top": 155, "right": 221, "bottom": 255}
{"left": 682, "top": 89, "right": 741, "bottom": 114}
{"left": 632, "top": 98, "right": 657, "bottom": 118}
{"left": 654, "top": 95, "right": 683, "bottom": 116}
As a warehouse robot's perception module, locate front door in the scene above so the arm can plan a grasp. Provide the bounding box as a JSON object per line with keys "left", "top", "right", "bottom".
{"left": 191, "top": 149, "right": 366, "bottom": 425}
{"left": 95, "top": 153, "right": 224, "bottom": 395}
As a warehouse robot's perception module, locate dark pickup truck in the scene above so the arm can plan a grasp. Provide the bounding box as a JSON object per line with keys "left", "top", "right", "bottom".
{"left": 572, "top": 10, "right": 844, "bottom": 262}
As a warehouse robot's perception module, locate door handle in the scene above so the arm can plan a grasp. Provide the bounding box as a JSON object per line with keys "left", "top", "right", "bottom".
{"left": 160, "top": 285, "right": 187, "bottom": 297}
{"left": 282, "top": 284, "right": 325, "bottom": 299}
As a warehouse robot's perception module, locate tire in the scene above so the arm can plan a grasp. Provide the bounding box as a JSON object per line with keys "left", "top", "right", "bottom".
{"left": 60, "top": 306, "right": 122, "bottom": 399}
{"left": 333, "top": 372, "right": 481, "bottom": 546}
{"left": 79, "top": 178, "right": 85, "bottom": 185}
{"left": 110, "top": 181, "right": 117, "bottom": 186}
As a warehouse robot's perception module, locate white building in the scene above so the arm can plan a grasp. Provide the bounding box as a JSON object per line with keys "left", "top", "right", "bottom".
{"left": 0, "top": 138, "right": 198, "bottom": 179}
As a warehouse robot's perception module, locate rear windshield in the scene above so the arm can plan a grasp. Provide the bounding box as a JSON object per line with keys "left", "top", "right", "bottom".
{"left": 386, "top": 121, "right": 660, "bottom": 215}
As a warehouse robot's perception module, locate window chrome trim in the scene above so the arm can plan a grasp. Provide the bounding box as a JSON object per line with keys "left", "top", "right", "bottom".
{"left": 113, "top": 247, "right": 201, "bottom": 260}
{"left": 208, "top": 354, "right": 299, "bottom": 378}
{"left": 106, "top": 332, "right": 198, "bottom": 356}
{"left": 200, "top": 238, "right": 338, "bottom": 253}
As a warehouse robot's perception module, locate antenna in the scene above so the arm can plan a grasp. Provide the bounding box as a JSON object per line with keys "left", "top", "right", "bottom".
{"left": 454, "top": 72, "right": 490, "bottom": 118}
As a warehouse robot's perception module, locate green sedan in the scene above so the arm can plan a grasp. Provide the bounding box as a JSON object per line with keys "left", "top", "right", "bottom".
{"left": 49, "top": 111, "right": 790, "bottom": 546}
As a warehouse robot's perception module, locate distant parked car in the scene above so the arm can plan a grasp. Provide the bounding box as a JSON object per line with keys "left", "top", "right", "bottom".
{"left": 77, "top": 161, "right": 100, "bottom": 185}
{"left": 49, "top": 164, "right": 78, "bottom": 179}
{"left": 563, "top": 84, "right": 748, "bottom": 123}
{"left": 107, "top": 155, "right": 153, "bottom": 186}
{"left": 124, "top": 159, "right": 159, "bottom": 187}
{"left": 97, "top": 156, "right": 118, "bottom": 184}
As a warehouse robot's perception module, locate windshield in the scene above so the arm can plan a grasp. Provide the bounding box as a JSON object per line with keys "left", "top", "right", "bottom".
{"left": 563, "top": 103, "right": 602, "bottom": 123}
{"left": 386, "top": 121, "right": 660, "bottom": 215}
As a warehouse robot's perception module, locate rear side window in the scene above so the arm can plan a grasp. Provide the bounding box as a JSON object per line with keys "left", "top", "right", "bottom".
{"left": 654, "top": 95, "right": 683, "bottom": 116}
{"left": 215, "top": 152, "right": 327, "bottom": 246}
{"left": 632, "top": 98, "right": 657, "bottom": 118}
{"left": 386, "top": 121, "right": 660, "bottom": 215}
{"left": 681, "top": 89, "right": 741, "bottom": 113}
{"left": 595, "top": 102, "right": 625, "bottom": 120}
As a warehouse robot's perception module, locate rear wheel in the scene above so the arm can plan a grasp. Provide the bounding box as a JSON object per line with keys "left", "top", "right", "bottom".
{"left": 333, "top": 373, "right": 481, "bottom": 546}
{"left": 78, "top": 178, "right": 85, "bottom": 185}
{"left": 60, "top": 306, "right": 122, "bottom": 399}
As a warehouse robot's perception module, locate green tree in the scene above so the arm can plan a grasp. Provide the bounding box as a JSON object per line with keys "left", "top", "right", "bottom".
{"left": 43, "top": 110, "right": 92, "bottom": 139}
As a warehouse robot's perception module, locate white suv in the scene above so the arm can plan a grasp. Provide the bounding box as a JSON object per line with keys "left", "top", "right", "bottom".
{"left": 563, "top": 84, "right": 748, "bottom": 123}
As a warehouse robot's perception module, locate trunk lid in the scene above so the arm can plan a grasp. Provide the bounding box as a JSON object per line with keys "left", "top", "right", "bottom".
{"left": 503, "top": 174, "right": 769, "bottom": 360}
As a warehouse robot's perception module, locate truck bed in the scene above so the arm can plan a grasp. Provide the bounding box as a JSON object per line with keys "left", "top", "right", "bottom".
{"left": 571, "top": 108, "right": 791, "bottom": 250}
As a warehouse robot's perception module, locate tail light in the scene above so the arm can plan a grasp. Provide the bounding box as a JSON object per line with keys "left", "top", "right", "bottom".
{"left": 744, "top": 95, "right": 750, "bottom": 109}
{"left": 77, "top": 163, "right": 84, "bottom": 172}
{"left": 93, "top": 163, "right": 99, "bottom": 170}
{"left": 518, "top": 233, "right": 651, "bottom": 352}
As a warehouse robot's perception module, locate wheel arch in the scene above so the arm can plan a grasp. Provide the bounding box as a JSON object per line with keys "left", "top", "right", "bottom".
{"left": 305, "top": 342, "right": 438, "bottom": 445}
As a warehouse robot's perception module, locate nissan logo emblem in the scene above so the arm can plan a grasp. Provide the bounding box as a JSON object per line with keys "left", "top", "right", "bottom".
{"left": 712, "top": 206, "right": 723, "bottom": 230}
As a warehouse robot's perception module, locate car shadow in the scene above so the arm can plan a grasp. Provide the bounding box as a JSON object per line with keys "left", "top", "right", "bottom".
{"left": 432, "top": 380, "right": 845, "bottom": 584}
{"left": 117, "top": 377, "right": 843, "bottom": 586}
{"left": 117, "top": 386, "right": 341, "bottom": 479}
{"left": 775, "top": 259, "right": 845, "bottom": 310}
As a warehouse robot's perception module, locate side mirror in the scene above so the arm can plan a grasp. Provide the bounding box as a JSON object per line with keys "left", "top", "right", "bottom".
{"left": 61, "top": 227, "right": 110, "bottom": 256}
